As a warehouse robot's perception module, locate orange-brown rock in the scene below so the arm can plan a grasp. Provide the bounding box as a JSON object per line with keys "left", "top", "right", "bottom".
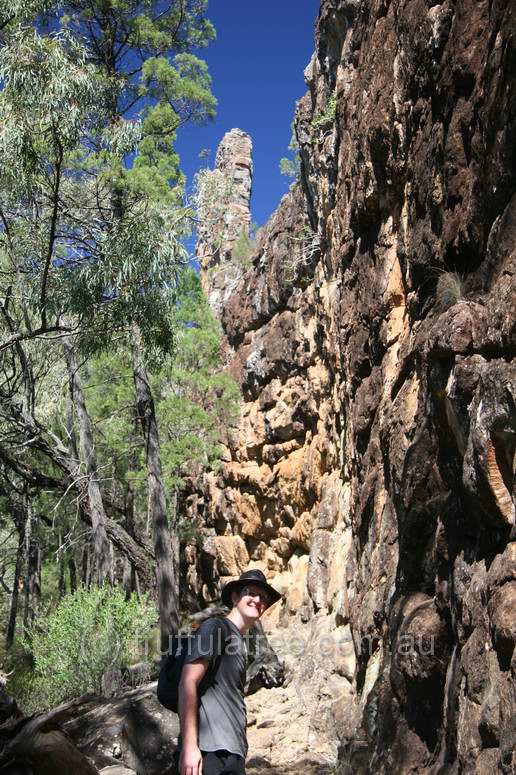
{"left": 183, "top": 1, "right": 516, "bottom": 772}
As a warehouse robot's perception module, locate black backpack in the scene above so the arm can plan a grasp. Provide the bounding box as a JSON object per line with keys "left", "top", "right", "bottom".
{"left": 157, "top": 618, "right": 230, "bottom": 712}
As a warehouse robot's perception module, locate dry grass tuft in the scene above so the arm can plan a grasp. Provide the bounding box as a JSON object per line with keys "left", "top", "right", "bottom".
{"left": 434, "top": 271, "right": 464, "bottom": 311}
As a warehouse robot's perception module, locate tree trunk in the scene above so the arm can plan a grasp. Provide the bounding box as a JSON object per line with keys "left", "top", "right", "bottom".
{"left": 66, "top": 384, "right": 80, "bottom": 466}
{"left": 0, "top": 398, "right": 156, "bottom": 590}
{"left": 69, "top": 555, "right": 77, "bottom": 593}
{"left": 33, "top": 545, "right": 42, "bottom": 613}
{"left": 131, "top": 323, "right": 179, "bottom": 651}
{"left": 76, "top": 500, "right": 155, "bottom": 589}
{"left": 6, "top": 503, "right": 24, "bottom": 649}
{"left": 22, "top": 496, "right": 32, "bottom": 630}
{"left": 171, "top": 486, "right": 180, "bottom": 581}
{"left": 22, "top": 501, "right": 39, "bottom": 629}
{"left": 58, "top": 547, "right": 67, "bottom": 599}
{"left": 64, "top": 341, "right": 112, "bottom": 585}
{"left": 81, "top": 545, "right": 91, "bottom": 587}
{"left": 23, "top": 540, "right": 39, "bottom": 627}
{"left": 124, "top": 407, "right": 141, "bottom": 598}
{"left": 122, "top": 483, "right": 138, "bottom": 599}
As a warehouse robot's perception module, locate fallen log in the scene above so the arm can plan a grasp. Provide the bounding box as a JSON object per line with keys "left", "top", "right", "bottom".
{"left": 0, "top": 676, "right": 99, "bottom": 775}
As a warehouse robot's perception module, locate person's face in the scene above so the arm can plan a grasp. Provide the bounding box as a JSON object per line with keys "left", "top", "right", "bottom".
{"left": 233, "top": 584, "right": 270, "bottom": 620}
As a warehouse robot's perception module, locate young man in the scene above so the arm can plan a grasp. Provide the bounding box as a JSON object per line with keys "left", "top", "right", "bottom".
{"left": 175, "top": 569, "right": 281, "bottom": 775}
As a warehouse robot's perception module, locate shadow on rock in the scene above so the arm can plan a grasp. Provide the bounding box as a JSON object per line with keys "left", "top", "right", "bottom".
{"left": 64, "top": 682, "right": 179, "bottom": 774}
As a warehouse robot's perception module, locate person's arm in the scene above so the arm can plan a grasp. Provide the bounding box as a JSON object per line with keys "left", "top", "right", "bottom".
{"left": 178, "top": 659, "right": 209, "bottom": 775}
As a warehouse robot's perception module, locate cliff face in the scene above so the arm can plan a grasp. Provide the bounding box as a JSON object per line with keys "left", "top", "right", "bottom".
{"left": 188, "top": 2, "right": 516, "bottom": 773}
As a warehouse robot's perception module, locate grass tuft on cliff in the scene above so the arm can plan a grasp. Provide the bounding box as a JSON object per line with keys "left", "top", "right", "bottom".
{"left": 434, "top": 271, "right": 465, "bottom": 312}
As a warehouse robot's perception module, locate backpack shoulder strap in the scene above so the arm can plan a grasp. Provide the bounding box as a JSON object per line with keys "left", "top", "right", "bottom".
{"left": 206, "top": 617, "right": 232, "bottom": 677}
{"left": 195, "top": 617, "right": 231, "bottom": 696}
{"left": 214, "top": 616, "right": 231, "bottom": 657}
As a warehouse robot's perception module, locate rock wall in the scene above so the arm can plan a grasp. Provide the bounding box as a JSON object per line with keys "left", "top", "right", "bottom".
{"left": 185, "top": 1, "right": 516, "bottom": 773}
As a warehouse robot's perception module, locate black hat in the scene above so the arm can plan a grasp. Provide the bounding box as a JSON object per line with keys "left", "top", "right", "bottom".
{"left": 221, "top": 569, "right": 282, "bottom": 608}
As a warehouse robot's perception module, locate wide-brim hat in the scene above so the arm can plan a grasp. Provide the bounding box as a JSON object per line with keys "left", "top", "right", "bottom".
{"left": 221, "top": 569, "right": 282, "bottom": 608}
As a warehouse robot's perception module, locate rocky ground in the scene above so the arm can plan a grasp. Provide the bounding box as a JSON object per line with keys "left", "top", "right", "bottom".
{"left": 61, "top": 612, "right": 352, "bottom": 774}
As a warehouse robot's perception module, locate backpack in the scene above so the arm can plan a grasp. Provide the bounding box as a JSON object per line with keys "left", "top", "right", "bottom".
{"left": 157, "top": 617, "right": 230, "bottom": 712}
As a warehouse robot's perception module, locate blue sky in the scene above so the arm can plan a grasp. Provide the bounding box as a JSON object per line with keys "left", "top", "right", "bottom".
{"left": 176, "top": 0, "right": 319, "bottom": 239}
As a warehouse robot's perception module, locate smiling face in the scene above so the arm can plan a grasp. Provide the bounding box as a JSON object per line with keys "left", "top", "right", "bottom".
{"left": 232, "top": 584, "right": 270, "bottom": 621}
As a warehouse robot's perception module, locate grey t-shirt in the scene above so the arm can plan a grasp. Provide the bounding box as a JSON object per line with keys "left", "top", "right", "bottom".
{"left": 180, "top": 617, "right": 248, "bottom": 758}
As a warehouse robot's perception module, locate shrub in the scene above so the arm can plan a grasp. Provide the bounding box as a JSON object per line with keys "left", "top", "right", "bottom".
{"left": 279, "top": 122, "right": 301, "bottom": 179}
{"left": 231, "top": 229, "right": 256, "bottom": 268}
{"left": 311, "top": 92, "right": 337, "bottom": 134}
{"left": 21, "top": 585, "right": 156, "bottom": 709}
{"left": 191, "top": 167, "right": 233, "bottom": 225}
{"left": 284, "top": 223, "right": 320, "bottom": 284}
{"left": 279, "top": 156, "right": 299, "bottom": 178}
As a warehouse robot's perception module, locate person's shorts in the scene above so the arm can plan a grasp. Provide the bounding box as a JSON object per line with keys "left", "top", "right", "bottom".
{"left": 174, "top": 748, "right": 246, "bottom": 775}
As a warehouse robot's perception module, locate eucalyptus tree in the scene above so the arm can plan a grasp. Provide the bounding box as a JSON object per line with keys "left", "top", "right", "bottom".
{"left": 0, "top": 1, "right": 217, "bottom": 647}
{"left": 0, "top": 24, "right": 182, "bottom": 593}
{"left": 0, "top": 0, "right": 216, "bottom": 367}
{"left": 51, "top": 0, "right": 217, "bottom": 646}
{"left": 83, "top": 269, "right": 240, "bottom": 567}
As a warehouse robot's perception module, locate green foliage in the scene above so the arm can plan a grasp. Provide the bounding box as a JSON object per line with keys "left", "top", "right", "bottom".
{"left": 82, "top": 268, "right": 240, "bottom": 529}
{"left": 130, "top": 52, "right": 216, "bottom": 201}
{"left": 0, "top": 1, "right": 217, "bottom": 357}
{"left": 0, "top": 25, "right": 188, "bottom": 358}
{"left": 279, "top": 121, "right": 301, "bottom": 179}
{"left": 231, "top": 229, "right": 257, "bottom": 269}
{"left": 311, "top": 92, "right": 337, "bottom": 134}
{"left": 21, "top": 586, "right": 156, "bottom": 709}
{"left": 0, "top": 1, "right": 229, "bottom": 562}
{"left": 191, "top": 167, "right": 234, "bottom": 224}
{"left": 279, "top": 156, "right": 299, "bottom": 178}
{"left": 0, "top": 3, "right": 239, "bottom": 703}
{"left": 0, "top": 28, "right": 100, "bottom": 184}
{"left": 59, "top": 1, "right": 216, "bottom": 203}
{"left": 283, "top": 223, "right": 320, "bottom": 285}
{"left": 0, "top": 0, "right": 54, "bottom": 27}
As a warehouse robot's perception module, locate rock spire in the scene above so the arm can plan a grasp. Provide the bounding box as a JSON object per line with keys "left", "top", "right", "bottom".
{"left": 196, "top": 128, "right": 253, "bottom": 309}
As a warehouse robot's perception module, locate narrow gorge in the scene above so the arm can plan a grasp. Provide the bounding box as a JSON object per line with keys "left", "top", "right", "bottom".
{"left": 0, "top": 2, "right": 514, "bottom": 774}
{"left": 183, "top": 1, "right": 516, "bottom": 772}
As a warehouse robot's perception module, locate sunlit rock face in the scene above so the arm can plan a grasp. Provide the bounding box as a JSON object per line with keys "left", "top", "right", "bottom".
{"left": 197, "top": 128, "right": 253, "bottom": 315}
{"left": 187, "top": 1, "right": 516, "bottom": 772}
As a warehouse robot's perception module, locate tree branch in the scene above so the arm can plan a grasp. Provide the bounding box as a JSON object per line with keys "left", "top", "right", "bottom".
{"left": 0, "top": 324, "right": 73, "bottom": 354}
{"left": 0, "top": 444, "right": 63, "bottom": 490}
